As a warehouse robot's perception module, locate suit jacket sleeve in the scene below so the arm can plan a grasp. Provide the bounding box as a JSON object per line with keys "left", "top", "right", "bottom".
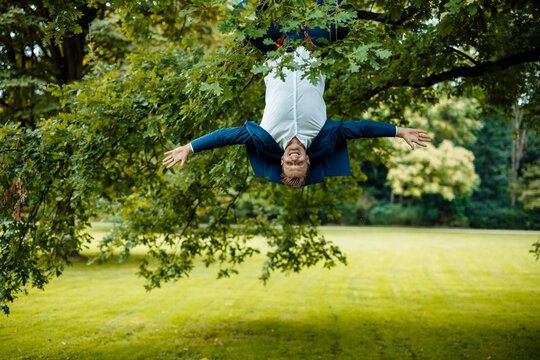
{"left": 190, "top": 126, "right": 251, "bottom": 153}
{"left": 339, "top": 120, "right": 397, "bottom": 139}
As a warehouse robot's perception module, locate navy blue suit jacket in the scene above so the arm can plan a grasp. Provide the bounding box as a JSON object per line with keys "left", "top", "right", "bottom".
{"left": 191, "top": 119, "right": 397, "bottom": 185}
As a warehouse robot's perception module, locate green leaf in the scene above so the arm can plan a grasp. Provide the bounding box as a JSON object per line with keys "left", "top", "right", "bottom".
{"left": 200, "top": 82, "right": 223, "bottom": 96}
{"left": 375, "top": 49, "right": 392, "bottom": 59}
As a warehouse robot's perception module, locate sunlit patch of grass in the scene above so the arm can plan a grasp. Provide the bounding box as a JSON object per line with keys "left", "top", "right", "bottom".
{"left": 1, "top": 227, "right": 539, "bottom": 359}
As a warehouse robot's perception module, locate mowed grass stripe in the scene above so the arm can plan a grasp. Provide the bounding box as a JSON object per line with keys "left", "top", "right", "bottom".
{"left": 0, "top": 228, "right": 538, "bottom": 359}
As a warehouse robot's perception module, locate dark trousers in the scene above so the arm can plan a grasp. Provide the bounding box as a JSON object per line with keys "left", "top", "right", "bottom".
{"left": 238, "top": 0, "right": 354, "bottom": 54}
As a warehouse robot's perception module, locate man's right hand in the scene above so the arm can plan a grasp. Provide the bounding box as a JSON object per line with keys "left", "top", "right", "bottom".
{"left": 162, "top": 144, "right": 193, "bottom": 169}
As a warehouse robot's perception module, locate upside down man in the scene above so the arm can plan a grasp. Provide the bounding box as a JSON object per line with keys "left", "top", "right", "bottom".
{"left": 163, "top": 1, "right": 431, "bottom": 186}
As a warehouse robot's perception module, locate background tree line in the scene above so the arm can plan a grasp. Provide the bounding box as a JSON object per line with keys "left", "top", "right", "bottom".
{"left": 1, "top": 0, "right": 539, "bottom": 314}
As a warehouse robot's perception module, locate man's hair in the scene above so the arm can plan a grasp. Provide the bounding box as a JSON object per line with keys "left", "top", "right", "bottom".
{"left": 281, "top": 166, "right": 310, "bottom": 187}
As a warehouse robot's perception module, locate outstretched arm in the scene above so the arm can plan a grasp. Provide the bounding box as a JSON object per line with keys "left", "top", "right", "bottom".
{"left": 339, "top": 120, "right": 431, "bottom": 150}
{"left": 162, "top": 126, "right": 251, "bottom": 169}
{"left": 340, "top": 119, "right": 398, "bottom": 139}
{"left": 396, "top": 127, "right": 431, "bottom": 149}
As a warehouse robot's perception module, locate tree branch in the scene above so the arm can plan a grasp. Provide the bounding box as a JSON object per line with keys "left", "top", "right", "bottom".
{"left": 447, "top": 46, "right": 479, "bottom": 66}
{"left": 361, "top": 47, "right": 540, "bottom": 101}
{"left": 356, "top": 6, "right": 419, "bottom": 25}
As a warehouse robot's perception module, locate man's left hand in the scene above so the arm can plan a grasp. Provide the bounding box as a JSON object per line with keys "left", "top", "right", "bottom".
{"left": 396, "top": 127, "right": 431, "bottom": 150}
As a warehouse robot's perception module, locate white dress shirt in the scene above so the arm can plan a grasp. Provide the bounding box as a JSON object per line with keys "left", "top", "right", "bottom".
{"left": 260, "top": 46, "right": 327, "bottom": 150}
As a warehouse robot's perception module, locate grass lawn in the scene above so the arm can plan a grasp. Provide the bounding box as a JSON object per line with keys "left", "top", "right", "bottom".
{"left": 1, "top": 226, "right": 539, "bottom": 359}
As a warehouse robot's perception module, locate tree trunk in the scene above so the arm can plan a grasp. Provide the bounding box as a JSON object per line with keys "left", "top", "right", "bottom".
{"left": 510, "top": 103, "right": 527, "bottom": 208}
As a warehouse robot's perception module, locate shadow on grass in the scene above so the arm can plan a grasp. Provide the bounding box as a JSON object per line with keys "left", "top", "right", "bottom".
{"left": 75, "top": 252, "right": 152, "bottom": 268}
{"left": 78, "top": 316, "right": 540, "bottom": 360}
{"left": 76, "top": 251, "right": 262, "bottom": 272}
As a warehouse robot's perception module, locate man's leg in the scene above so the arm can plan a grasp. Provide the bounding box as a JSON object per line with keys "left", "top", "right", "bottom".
{"left": 239, "top": 0, "right": 354, "bottom": 54}
{"left": 306, "top": 0, "right": 354, "bottom": 47}
{"left": 238, "top": 1, "right": 283, "bottom": 54}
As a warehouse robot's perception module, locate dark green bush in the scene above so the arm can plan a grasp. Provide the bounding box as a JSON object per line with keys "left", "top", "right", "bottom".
{"left": 369, "top": 203, "right": 425, "bottom": 226}
{"left": 466, "top": 204, "right": 539, "bottom": 230}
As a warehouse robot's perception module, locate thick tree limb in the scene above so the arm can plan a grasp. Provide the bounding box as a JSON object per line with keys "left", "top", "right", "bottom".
{"left": 418, "top": 47, "right": 540, "bottom": 87}
{"left": 362, "top": 47, "right": 540, "bottom": 101}
{"left": 356, "top": 6, "right": 419, "bottom": 25}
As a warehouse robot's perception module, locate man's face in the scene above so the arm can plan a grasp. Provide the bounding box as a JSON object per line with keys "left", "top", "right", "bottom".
{"left": 281, "top": 138, "right": 310, "bottom": 177}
